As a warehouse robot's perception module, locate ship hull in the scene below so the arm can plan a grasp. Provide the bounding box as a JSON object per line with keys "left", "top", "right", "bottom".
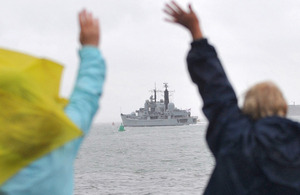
{"left": 121, "top": 115, "right": 197, "bottom": 127}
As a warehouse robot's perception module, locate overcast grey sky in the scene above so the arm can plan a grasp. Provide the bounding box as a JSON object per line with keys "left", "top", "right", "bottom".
{"left": 1, "top": 0, "right": 300, "bottom": 123}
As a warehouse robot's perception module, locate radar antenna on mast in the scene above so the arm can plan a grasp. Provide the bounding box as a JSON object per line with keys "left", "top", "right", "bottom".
{"left": 163, "top": 83, "right": 168, "bottom": 90}
{"left": 149, "top": 82, "right": 162, "bottom": 102}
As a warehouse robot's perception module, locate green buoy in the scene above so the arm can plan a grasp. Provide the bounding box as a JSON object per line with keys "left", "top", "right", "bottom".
{"left": 119, "top": 123, "right": 125, "bottom": 131}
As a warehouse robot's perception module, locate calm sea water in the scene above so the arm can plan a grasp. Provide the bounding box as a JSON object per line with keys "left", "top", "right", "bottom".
{"left": 74, "top": 123, "right": 214, "bottom": 195}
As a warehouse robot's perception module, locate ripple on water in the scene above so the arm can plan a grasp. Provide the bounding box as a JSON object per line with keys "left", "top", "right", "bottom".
{"left": 75, "top": 123, "right": 213, "bottom": 194}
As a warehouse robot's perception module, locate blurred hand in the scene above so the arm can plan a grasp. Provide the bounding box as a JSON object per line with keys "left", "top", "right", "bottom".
{"left": 79, "top": 10, "right": 100, "bottom": 47}
{"left": 164, "top": 1, "right": 203, "bottom": 40}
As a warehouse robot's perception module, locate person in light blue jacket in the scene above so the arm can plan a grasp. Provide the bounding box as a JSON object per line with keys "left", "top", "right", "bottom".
{"left": 0, "top": 9, "right": 106, "bottom": 195}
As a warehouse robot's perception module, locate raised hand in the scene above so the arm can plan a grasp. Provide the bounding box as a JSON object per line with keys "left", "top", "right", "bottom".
{"left": 79, "top": 10, "right": 100, "bottom": 47}
{"left": 163, "top": 1, "right": 203, "bottom": 40}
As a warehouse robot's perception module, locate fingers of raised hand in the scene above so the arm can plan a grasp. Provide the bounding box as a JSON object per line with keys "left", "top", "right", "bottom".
{"left": 79, "top": 9, "right": 87, "bottom": 28}
{"left": 164, "top": 2, "right": 184, "bottom": 18}
{"left": 86, "top": 12, "right": 93, "bottom": 26}
{"left": 170, "top": 1, "right": 184, "bottom": 14}
{"left": 188, "top": 4, "right": 194, "bottom": 13}
{"left": 79, "top": 10, "right": 96, "bottom": 27}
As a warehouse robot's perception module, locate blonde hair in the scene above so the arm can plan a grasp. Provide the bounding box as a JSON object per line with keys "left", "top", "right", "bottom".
{"left": 242, "top": 81, "right": 287, "bottom": 119}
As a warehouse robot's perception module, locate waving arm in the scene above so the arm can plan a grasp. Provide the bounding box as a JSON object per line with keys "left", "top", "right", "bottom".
{"left": 164, "top": 2, "right": 241, "bottom": 155}
{"left": 65, "top": 10, "right": 106, "bottom": 135}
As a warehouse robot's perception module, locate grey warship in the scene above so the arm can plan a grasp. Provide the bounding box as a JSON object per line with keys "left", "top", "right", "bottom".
{"left": 120, "top": 83, "right": 198, "bottom": 127}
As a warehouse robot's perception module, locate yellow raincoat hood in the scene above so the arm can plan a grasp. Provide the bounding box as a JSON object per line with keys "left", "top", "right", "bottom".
{"left": 0, "top": 48, "right": 82, "bottom": 185}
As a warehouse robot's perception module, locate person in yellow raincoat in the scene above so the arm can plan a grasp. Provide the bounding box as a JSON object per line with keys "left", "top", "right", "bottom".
{"left": 0, "top": 9, "right": 106, "bottom": 195}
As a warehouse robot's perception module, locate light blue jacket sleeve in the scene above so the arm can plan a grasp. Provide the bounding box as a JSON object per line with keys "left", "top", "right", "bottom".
{"left": 0, "top": 46, "right": 106, "bottom": 195}
{"left": 65, "top": 46, "right": 106, "bottom": 156}
{"left": 65, "top": 46, "right": 106, "bottom": 134}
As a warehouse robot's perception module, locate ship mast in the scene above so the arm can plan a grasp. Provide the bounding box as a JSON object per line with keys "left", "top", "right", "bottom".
{"left": 163, "top": 83, "right": 169, "bottom": 110}
{"left": 154, "top": 83, "right": 157, "bottom": 102}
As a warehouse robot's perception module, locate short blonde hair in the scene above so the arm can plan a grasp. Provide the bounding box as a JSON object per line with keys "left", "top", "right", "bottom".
{"left": 242, "top": 81, "right": 287, "bottom": 119}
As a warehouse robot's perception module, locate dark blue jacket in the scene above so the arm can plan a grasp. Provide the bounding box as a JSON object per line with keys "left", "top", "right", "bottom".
{"left": 187, "top": 39, "right": 300, "bottom": 195}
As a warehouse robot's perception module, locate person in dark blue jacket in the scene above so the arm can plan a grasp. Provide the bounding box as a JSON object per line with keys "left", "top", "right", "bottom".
{"left": 164, "top": 1, "right": 300, "bottom": 194}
